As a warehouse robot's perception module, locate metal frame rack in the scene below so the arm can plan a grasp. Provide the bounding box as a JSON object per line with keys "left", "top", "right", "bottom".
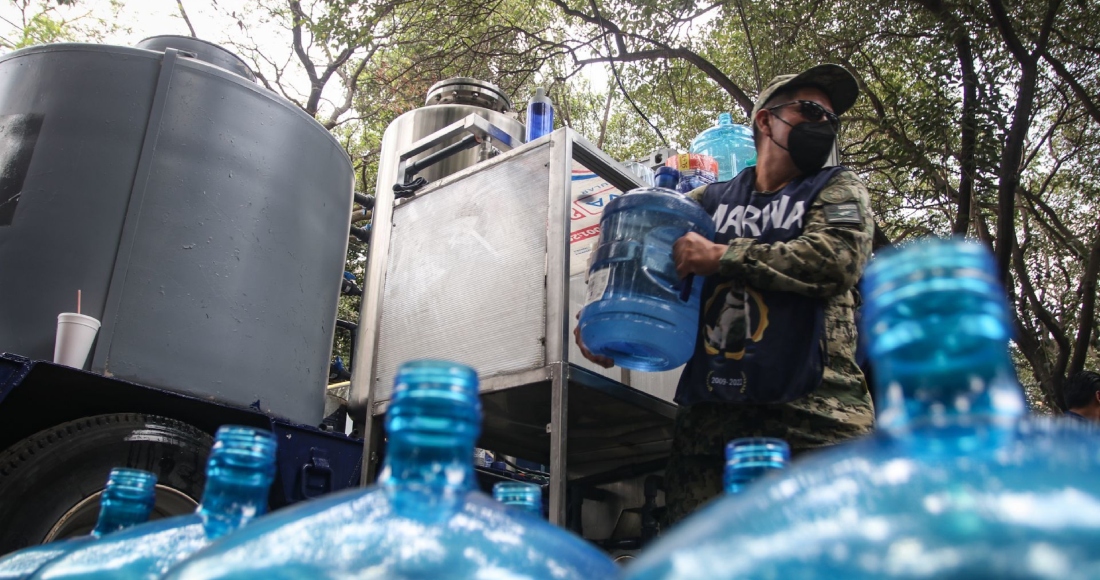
{"left": 354, "top": 123, "right": 679, "bottom": 528}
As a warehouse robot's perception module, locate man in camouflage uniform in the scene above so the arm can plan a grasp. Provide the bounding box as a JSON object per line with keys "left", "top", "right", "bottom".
{"left": 577, "top": 64, "right": 875, "bottom": 524}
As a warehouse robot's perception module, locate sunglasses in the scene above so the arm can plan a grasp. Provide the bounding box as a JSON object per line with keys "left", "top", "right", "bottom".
{"left": 767, "top": 100, "right": 840, "bottom": 130}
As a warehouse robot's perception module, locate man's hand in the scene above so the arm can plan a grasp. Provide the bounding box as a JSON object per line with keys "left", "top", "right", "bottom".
{"left": 673, "top": 232, "right": 726, "bottom": 278}
{"left": 574, "top": 312, "right": 614, "bottom": 368}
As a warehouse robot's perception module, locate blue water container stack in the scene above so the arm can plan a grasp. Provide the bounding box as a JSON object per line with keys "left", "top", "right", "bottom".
{"left": 578, "top": 178, "right": 715, "bottom": 371}
{"left": 34, "top": 426, "right": 277, "bottom": 580}
{"left": 492, "top": 481, "right": 543, "bottom": 517}
{"left": 163, "top": 360, "right": 618, "bottom": 580}
{"left": 689, "top": 112, "right": 756, "bottom": 181}
{"left": 0, "top": 469, "right": 157, "bottom": 580}
{"left": 623, "top": 238, "right": 1100, "bottom": 579}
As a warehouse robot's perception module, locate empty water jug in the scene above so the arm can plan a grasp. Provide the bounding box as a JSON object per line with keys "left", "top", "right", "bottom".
{"left": 163, "top": 360, "right": 618, "bottom": 580}
{"left": 34, "top": 426, "right": 276, "bottom": 580}
{"left": 623, "top": 239, "right": 1100, "bottom": 580}
{"left": 0, "top": 469, "right": 157, "bottom": 580}
{"left": 689, "top": 113, "right": 756, "bottom": 181}
{"left": 493, "top": 481, "right": 543, "bottom": 516}
{"left": 578, "top": 185, "right": 715, "bottom": 371}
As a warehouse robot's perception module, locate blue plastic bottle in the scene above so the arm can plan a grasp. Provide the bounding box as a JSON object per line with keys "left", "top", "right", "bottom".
{"left": 525, "top": 87, "right": 553, "bottom": 142}
{"left": 34, "top": 426, "right": 276, "bottom": 580}
{"left": 689, "top": 113, "right": 756, "bottom": 181}
{"left": 623, "top": 238, "right": 1100, "bottom": 580}
{"left": 723, "top": 438, "right": 789, "bottom": 495}
{"left": 0, "top": 469, "right": 157, "bottom": 580}
{"left": 578, "top": 183, "right": 716, "bottom": 371}
{"left": 162, "top": 360, "right": 618, "bottom": 580}
{"left": 492, "top": 481, "right": 543, "bottom": 516}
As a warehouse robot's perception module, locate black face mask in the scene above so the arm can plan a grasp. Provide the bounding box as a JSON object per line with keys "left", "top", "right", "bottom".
{"left": 769, "top": 117, "right": 836, "bottom": 173}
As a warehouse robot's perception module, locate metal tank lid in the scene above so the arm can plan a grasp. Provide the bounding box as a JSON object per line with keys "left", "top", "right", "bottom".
{"left": 136, "top": 35, "right": 256, "bottom": 82}
{"left": 425, "top": 78, "right": 513, "bottom": 113}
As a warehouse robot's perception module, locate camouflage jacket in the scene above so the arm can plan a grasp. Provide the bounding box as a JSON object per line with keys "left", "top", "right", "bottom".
{"left": 683, "top": 169, "right": 875, "bottom": 446}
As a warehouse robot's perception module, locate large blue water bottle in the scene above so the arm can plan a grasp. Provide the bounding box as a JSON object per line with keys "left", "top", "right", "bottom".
{"left": 493, "top": 481, "right": 543, "bottom": 516}
{"left": 689, "top": 113, "right": 756, "bottom": 181}
{"left": 578, "top": 178, "right": 716, "bottom": 371}
{"left": 525, "top": 87, "right": 554, "bottom": 142}
{"left": 162, "top": 361, "right": 618, "bottom": 580}
{"left": 34, "top": 426, "right": 276, "bottom": 580}
{"left": 0, "top": 469, "right": 157, "bottom": 580}
{"left": 623, "top": 238, "right": 1100, "bottom": 580}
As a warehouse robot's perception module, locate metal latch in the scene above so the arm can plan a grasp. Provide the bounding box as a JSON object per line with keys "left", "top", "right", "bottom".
{"left": 298, "top": 447, "right": 334, "bottom": 500}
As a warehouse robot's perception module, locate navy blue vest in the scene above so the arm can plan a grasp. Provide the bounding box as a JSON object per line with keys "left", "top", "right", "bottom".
{"left": 674, "top": 166, "right": 844, "bottom": 406}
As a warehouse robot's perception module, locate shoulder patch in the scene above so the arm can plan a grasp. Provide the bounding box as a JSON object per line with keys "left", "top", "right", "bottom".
{"left": 823, "top": 202, "right": 863, "bottom": 225}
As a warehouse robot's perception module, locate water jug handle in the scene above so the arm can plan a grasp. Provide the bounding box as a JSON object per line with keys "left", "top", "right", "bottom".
{"left": 678, "top": 275, "right": 694, "bottom": 302}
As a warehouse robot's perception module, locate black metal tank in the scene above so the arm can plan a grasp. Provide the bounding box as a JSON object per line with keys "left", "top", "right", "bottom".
{"left": 0, "top": 41, "right": 353, "bottom": 425}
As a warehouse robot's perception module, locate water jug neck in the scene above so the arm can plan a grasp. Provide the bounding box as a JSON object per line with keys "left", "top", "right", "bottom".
{"left": 380, "top": 361, "right": 482, "bottom": 496}
{"left": 198, "top": 426, "right": 277, "bottom": 539}
{"left": 724, "top": 438, "right": 789, "bottom": 495}
{"left": 493, "top": 481, "right": 542, "bottom": 515}
{"left": 862, "top": 239, "right": 1027, "bottom": 433}
{"left": 717, "top": 112, "right": 733, "bottom": 126}
{"left": 379, "top": 435, "right": 478, "bottom": 493}
{"left": 92, "top": 468, "right": 158, "bottom": 537}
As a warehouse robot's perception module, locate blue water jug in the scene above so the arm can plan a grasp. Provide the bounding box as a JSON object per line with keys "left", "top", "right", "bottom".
{"left": 162, "top": 361, "right": 618, "bottom": 580}
{"left": 493, "top": 481, "right": 543, "bottom": 516}
{"left": 34, "top": 427, "right": 276, "bottom": 580}
{"left": 689, "top": 113, "right": 756, "bottom": 181}
{"left": 723, "top": 438, "right": 789, "bottom": 495}
{"left": 578, "top": 185, "right": 716, "bottom": 371}
{"left": 0, "top": 469, "right": 157, "bottom": 580}
{"left": 623, "top": 238, "right": 1100, "bottom": 580}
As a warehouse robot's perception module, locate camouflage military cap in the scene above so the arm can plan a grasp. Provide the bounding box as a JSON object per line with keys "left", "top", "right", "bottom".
{"left": 750, "top": 64, "right": 860, "bottom": 121}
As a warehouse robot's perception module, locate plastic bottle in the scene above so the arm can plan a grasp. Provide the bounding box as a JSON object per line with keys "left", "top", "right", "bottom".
{"left": 723, "top": 438, "right": 789, "bottom": 495}
{"left": 162, "top": 360, "right": 618, "bottom": 580}
{"left": 622, "top": 238, "right": 1100, "bottom": 580}
{"left": 34, "top": 426, "right": 277, "bottom": 580}
{"left": 0, "top": 469, "right": 157, "bottom": 580}
{"left": 578, "top": 184, "right": 715, "bottom": 371}
{"left": 492, "top": 481, "right": 543, "bottom": 516}
{"left": 525, "top": 87, "right": 554, "bottom": 142}
{"left": 689, "top": 113, "right": 756, "bottom": 181}
{"left": 622, "top": 161, "right": 656, "bottom": 187}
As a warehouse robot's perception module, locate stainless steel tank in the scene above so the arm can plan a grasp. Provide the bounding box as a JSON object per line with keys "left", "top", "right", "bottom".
{"left": 350, "top": 78, "right": 526, "bottom": 410}
{"left": 0, "top": 42, "right": 353, "bottom": 425}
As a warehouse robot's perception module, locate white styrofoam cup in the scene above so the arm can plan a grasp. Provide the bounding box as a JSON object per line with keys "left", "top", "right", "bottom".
{"left": 54, "top": 312, "right": 101, "bottom": 369}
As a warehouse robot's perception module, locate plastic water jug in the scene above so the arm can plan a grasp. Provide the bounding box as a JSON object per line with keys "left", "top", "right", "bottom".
{"left": 525, "top": 87, "right": 553, "bottom": 142}
{"left": 689, "top": 113, "right": 756, "bottom": 181}
{"left": 578, "top": 185, "right": 716, "bottom": 371}
{"left": 34, "top": 427, "right": 276, "bottom": 580}
{"left": 162, "top": 361, "right": 618, "bottom": 580}
{"left": 0, "top": 469, "right": 157, "bottom": 580}
{"left": 723, "top": 438, "right": 789, "bottom": 495}
{"left": 623, "top": 238, "right": 1100, "bottom": 580}
{"left": 493, "top": 481, "right": 543, "bottom": 516}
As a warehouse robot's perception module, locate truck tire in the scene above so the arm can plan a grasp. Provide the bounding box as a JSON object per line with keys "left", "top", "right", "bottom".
{"left": 0, "top": 413, "right": 212, "bottom": 555}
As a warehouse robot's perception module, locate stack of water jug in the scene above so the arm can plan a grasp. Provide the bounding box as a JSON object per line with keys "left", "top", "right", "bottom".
{"left": 4, "top": 238, "right": 1099, "bottom": 579}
